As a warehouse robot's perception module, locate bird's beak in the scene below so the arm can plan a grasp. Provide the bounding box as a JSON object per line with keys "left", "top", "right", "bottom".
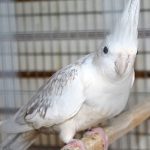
{"left": 115, "top": 56, "right": 129, "bottom": 75}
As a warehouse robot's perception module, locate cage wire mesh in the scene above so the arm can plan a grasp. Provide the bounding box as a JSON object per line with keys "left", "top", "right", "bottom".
{"left": 0, "top": 0, "right": 150, "bottom": 149}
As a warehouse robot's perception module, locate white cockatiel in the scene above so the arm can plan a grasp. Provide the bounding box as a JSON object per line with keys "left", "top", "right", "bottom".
{"left": 0, "top": 0, "right": 140, "bottom": 149}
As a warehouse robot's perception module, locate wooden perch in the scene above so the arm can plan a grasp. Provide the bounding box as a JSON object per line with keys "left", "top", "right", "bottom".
{"left": 61, "top": 100, "right": 150, "bottom": 150}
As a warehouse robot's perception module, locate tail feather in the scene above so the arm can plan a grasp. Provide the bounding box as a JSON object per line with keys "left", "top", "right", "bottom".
{"left": 0, "top": 131, "right": 40, "bottom": 150}
{"left": 0, "top": 119, "right": 33, "bottom": 134}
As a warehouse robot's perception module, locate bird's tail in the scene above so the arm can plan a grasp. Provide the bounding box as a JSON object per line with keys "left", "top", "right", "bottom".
{"left": 0, "top": 131, "right": 40, "bottom": 150}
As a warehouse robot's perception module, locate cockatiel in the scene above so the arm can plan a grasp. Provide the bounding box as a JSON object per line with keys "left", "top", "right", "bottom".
{"left": 0, "top": 0, "right": 140, "bottom": 149}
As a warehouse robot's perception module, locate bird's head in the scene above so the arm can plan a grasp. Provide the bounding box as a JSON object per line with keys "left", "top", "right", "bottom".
{"left": 95, "top": 0, "right": 140, "bottom": 80}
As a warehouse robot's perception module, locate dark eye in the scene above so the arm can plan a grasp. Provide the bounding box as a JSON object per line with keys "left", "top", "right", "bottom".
{"left": 136, "top": 51, "right": 139, "bottom": 55}
{"left": 103, "top": 46, "right": 109, "bottom": 54}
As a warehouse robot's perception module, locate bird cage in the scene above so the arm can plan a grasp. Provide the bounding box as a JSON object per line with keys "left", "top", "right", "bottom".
{"left": 0, "top": 0, "right": 150, "bottom": 150}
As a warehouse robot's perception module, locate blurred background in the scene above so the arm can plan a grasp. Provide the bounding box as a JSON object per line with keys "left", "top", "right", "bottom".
{"left": 0, "top": 0, "right": 150, "bottom": 149}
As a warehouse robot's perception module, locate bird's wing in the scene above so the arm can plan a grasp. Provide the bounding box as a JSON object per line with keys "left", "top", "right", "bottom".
{"left": 12, "top": 63, "right": 85, "bottom": 130}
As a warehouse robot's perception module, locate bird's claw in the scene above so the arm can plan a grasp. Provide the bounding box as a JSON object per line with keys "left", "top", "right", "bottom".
{"left": 84, "top": 127, "right": 109, "bottom": 150}
{"left": 62, "top": 139, "right": 85, "bottom": 150}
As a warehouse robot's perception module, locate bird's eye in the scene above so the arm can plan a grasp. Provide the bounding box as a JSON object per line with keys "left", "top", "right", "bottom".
{"left": 136, "top": 51, "right": 139, "bottom": 55}
{"left": 103, "top": 46, "right": 109, "bottom": 54}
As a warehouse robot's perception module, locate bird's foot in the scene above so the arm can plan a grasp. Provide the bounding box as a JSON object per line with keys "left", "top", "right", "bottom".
{"left": 62, "top": 139, "right": 85, "bottom": 150}
{"left": 84, "top": 127, "right": 109, "bottom": 150}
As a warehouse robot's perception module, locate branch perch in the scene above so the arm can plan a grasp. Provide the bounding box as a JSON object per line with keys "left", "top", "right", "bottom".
{"left": 61, "top": 99, "right": 150, "bottom": 150}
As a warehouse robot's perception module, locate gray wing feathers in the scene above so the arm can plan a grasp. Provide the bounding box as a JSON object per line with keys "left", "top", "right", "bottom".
{"left": 26, "top": 65, "right": 78, "bottom": 118}
{"left": 25, "top": 64, "right": 79, "bottom": 119}
{"left": 1, "top": 64, "right": 83, "bottom": 132}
